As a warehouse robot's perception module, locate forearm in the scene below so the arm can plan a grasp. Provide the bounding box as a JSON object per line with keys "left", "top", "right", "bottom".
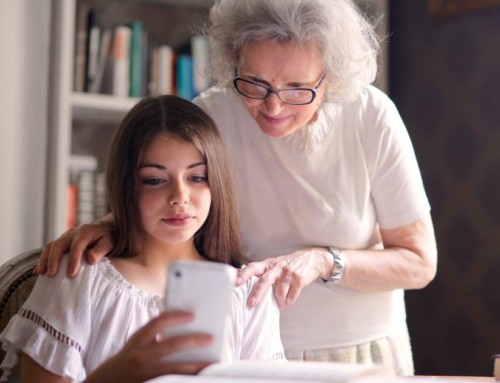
{"left": 339, "top": 246, "right": 436, "bottom": 292}
{"left": 337, "top": 214, "right": 437, "bottom": 292}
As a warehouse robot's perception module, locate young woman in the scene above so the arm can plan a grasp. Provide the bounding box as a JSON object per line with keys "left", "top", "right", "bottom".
{"left": 0, "top": 95, "right": 284, "bottom": 383}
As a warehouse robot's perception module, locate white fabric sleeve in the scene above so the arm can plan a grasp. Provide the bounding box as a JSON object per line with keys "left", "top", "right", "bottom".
{"left": 363, "top": 95, "right": 430, "bottom": 229}
{"left": 0, "top": 257, "right": 93, "bottom": 382}
{"left": 228, "top": 277, "right": 285, "bottom": 361}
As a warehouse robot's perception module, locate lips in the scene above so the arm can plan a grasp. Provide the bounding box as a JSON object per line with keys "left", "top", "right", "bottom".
{"left": 163, "top": 214, "right": 194, "bottom": 226}
{"left": 261, "top": 112, "right": 290, "bottom": 125}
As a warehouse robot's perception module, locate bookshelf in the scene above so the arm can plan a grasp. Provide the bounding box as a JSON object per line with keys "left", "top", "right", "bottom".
{"left": 45, "top": 0, "right": 387, "bottom": 242}
{"left": 46, "top": 0, "right": 213, "bottom": 241}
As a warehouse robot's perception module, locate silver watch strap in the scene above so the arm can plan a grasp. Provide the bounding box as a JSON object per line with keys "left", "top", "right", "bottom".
{"left": 322, "top": 246, "right": 345, "bottom": 284}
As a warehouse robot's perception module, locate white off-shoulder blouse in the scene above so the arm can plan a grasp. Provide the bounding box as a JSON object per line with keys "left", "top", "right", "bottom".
{"left": 0, "top": 257, "right": 284, "bottom": 382}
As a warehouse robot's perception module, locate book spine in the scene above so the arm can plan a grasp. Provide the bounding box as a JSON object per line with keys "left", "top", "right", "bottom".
{"left": 68, "top": 155, "right": 98, "bottom": 227}
{"left": 191, "top": 35, "right": 210, "bottom": 95}
{"left": 86, "top": 25, "right": 101, "bottom": 92}
{"left": 73, "top": 3, "right": 90, "bottom": 92}
{"left": 112, "top": 26, "right": 131, "bottom": 98}
{"left": 129, "top": 21, "right": 144, "bottom": 98}
{"left": 94, "top": 172, "right": 108, "bottom": 220}
{"left": 77, "top": 171, "right": 95, "bottom": 225}
{"left": 158, "top": 45, "right": 174, "bottom": 95}
{"left": 83, "top": 9, "right": 96, "bottom": 92}
{"left": 90, "top": 28, "right": 112, "bottom": 94}
{"left": 176, "top": 54, "right": 194, "bottom": 100}
{"left": 141, "top": 31, "right": 151, "bottom": 97}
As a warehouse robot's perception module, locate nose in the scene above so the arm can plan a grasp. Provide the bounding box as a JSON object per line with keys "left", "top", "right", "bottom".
{"left": 264, "top": 92, "right": 285, "bottom": 114}
{"left": 168, "top": 180, "right": 189, "bottom": 206}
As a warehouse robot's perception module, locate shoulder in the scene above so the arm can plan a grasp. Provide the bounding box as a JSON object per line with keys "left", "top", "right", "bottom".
{"left": 194, "top": 86, "right": 232, "bottom": 114}
{"left": 232, "top": 276, "right": 277, "bottom": 312}
{"left": 32, "top": 256, "right": 107, "bottom": 300}
{"left": 330, "top": 85, "right": 405, "bottom": 142}
{"left": 233, "top": 276, "right": 258, "bottom": 301}
{"left": 342, "top": 85, "right": 398, "bottom": 118}
{"left": 193, "top": 86, "right": 249, "bottom": 130}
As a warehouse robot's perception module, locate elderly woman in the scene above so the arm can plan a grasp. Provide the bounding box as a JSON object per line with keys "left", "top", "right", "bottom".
{"left": 37, "top": 0, "right": 437, "bottom": 376}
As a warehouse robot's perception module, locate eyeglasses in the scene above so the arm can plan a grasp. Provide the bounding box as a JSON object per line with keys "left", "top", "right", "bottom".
{"left": 233, "top": 72, "right": 326, "bottom": 106}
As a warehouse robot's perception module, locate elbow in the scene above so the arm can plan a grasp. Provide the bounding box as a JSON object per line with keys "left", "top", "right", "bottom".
{"left": 414, "top": 251, "right": 438, "bottom": 289}
{"left": 419, "top": 262, "right": 437, "bottom": 288}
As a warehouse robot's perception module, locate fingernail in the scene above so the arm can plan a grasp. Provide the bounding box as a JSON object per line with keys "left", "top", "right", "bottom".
{"left": 248, "top": 298, "right": 256, "bottom": 307}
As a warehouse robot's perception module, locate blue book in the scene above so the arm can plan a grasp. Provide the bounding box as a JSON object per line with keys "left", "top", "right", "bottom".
{"left": 176, "top": 55, "right": 195, "bottom": 100}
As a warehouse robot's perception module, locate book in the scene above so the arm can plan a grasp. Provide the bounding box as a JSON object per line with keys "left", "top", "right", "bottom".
{"left": 191, "top": 35, "right": 210, "bottom": 95}
{"left": 67, "top": 155, "right": 98, "bottom": 227}
{"left": 112, "top": 25, "right": 131, "bottom": 98}
{"left": 157, "top": 45, "right": 175, "bottom": 95}
{"left": 86, "top": 24, "right": 100, "bottom": 92}
{"left": 77, "top": 170, "right": 95, "bottom": 225}
{"left": 93, "top": 172, "right": 108, "bottom": 219}
{"left": 129, "top": 21, "right": 144, "bottom": 98}
{"left": 89, "top": 28, "right": 112, "bottom": 94}
{"left": 141, "top": 30, "right": 152, "bottom": 97}
{"left": 73, "top": 3, "right": 91, "bottom": 92}
{"left": 83, "top": 9, "right": 97, "bottom": 92}
{"left": 144, "top": 360, "right": 394, "bottom": 383}
{"left": 176, "top": 54, "right": 194, "bottom": 100}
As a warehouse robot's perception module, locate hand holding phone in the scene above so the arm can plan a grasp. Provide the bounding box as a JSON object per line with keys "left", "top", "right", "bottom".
{"left": 163, "top": 260, "right": 236, "bottom": 363}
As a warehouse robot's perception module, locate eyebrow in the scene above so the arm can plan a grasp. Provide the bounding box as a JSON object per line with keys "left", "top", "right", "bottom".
{"left": 138, "top": 161, "right": 207, "bottom": 170}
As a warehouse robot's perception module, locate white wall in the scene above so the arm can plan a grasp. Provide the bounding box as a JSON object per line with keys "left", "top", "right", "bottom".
{"left": 0, "top": 1, "right": 51, "bottom": 263}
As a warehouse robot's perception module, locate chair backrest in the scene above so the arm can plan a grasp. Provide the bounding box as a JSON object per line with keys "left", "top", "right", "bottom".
{"left": 0, "top": 248, "right": 41, "bottom": 362}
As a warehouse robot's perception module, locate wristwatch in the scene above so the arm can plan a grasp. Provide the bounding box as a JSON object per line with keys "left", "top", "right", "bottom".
{"left": 322, "top": 246, "right": 346, "bottom": 284}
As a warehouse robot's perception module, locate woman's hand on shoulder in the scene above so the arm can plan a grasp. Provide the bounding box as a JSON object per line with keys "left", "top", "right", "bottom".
{"left": 236, "top": 248, "right": 332, "bottom": 309}
{"left": 35, "top": 222, "right": 114, "bottom": 278}
{"left": 86, "top": 312, "right": 214, "bottom": 383}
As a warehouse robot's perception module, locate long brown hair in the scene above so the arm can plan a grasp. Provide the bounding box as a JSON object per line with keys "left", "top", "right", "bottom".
{"left": 106, "top": 95, "right": 242, "bottom": 267}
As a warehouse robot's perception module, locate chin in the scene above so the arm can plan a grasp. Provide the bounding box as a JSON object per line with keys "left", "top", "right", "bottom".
{"left": 257, "top": 122, "right": 297, "bottom": 138}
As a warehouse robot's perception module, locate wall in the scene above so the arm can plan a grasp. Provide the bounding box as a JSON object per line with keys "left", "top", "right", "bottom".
{"left": 0, "top": 1, "right": 51, "bottom": 263}
{"left": 389, "top": 1, "right": 500, "bottom": 377}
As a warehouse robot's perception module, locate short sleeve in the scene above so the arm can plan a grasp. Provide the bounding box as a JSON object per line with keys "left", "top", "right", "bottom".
{"left": 362, "top": 91, "right": 430, "bottom": 229}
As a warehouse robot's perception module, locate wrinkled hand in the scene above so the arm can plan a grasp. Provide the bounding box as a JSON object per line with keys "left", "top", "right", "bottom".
{"left": 87, "top": 312, "right": 214, "bottom": 383}
{"left": 35, "top": 223, "right": 114, "bottom": 278}
{"left": 236, "top": 248, "right": 332, "bottom": 309}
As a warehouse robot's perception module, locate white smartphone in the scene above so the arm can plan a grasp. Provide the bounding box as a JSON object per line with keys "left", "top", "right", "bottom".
{"left": 163, "top": 260, "right": 237, "bottom": 363}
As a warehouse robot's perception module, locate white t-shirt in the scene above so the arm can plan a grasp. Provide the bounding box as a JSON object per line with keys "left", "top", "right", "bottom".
{"left": 0, "top": 258, "right": 284, "bottom": 382}
{"left": 194, "top": 85, "right": 430, "bottom": 349}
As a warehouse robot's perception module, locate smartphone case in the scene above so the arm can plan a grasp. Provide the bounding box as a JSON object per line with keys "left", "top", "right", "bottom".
{"left": 163, "top": 260, "right": 237, "bottom": 362}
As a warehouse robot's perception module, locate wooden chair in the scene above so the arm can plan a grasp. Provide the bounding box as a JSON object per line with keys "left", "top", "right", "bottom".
{"left": 0, "top": 248, "right": 41, "bottom": 362}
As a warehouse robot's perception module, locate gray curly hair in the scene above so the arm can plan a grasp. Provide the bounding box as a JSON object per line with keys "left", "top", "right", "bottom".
{"left": 205, "top": 0, "right": 380, "bottom": 103}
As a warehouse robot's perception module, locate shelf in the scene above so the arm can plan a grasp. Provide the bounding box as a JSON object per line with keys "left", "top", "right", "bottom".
{"left": 71, "top": 92, "right": 140, "bottom": 124}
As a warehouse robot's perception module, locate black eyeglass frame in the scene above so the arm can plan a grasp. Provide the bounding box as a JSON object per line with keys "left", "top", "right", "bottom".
{"left": 233, "top": 72, "right": 327, "bottom": 106}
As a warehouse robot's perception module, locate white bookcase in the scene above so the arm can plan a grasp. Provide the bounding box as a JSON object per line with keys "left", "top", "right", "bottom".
{"left": 45, "top": 0, "right": 213, "bottom": 240}
{"left": 45, "top": 0, "right": 387, "bottom": 241}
